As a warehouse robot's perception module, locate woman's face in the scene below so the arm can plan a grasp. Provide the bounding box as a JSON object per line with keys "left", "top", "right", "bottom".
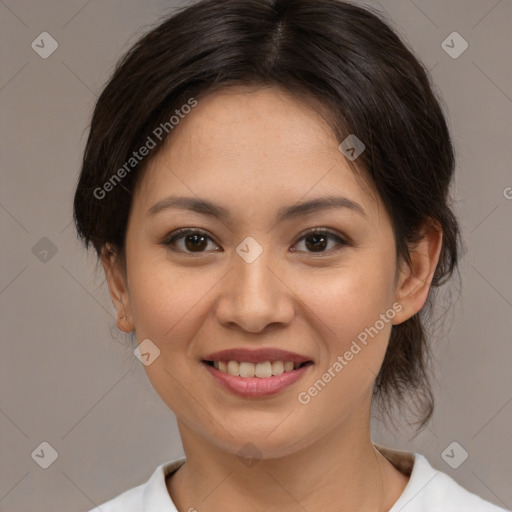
{"left": 104, "top": 85, "right": 420, "bottom": 458}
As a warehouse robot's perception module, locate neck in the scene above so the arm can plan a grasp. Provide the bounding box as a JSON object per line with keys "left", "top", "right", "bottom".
{"left": 167, "top": 411, "right": 409, "bottom": 512}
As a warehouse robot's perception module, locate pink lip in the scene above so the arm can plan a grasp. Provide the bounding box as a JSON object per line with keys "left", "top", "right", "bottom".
{"left": 203, "top": 348, "right": 311, "bottom": 364}
{"left": 202, "top": 361, "right": 313, "bottom": 398}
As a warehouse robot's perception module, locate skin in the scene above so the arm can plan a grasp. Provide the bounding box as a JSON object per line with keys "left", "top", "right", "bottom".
{"left": 101, "top": 85, "right": 443, "bottom": 512}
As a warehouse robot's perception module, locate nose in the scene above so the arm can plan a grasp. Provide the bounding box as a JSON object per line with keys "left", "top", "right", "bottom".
{"left": 214, "top": 249, "right": 295, "bottom": 334}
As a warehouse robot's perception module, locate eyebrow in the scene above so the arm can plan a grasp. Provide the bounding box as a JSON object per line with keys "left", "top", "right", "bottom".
{"left": 147, "top": 195, "right": 366, "bottom": 222}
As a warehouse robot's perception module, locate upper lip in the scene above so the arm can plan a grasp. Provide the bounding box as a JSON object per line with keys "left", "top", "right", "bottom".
{"left": 203, "top": 348, "right": 312, "bottom": 364}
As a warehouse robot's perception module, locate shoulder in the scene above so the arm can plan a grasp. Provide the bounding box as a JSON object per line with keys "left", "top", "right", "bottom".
{"left": 387, "top": 450, "right": 510, "bottom": 512}
{"left": 85, "top": 457, "right": 185, "bottom": 512}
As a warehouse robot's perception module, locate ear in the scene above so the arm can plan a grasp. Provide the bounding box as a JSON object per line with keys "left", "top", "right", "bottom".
{"left": 392, "top": 219, "right": 443, "bottom": 325}
{"left": 100, "top": 244, "right": 134, "bottom": 333}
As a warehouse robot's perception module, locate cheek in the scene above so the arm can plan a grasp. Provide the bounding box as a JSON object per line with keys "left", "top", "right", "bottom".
{"left": 298, "top": 257, "right": 396, "bottom": 342}
{"left": 295, "top": 273, "right": 395, "bottom": 426}
{"left": 125, "top": 254, "right": 227, "bottom": 408}
{"left": 128, "top": 262, "right": 207, "bottom": 349}
{"left": 294, "top": 257, "right": 396, "bottom": 403}
{"left": 125, "top": 260, "right": 215, "bottom": 423}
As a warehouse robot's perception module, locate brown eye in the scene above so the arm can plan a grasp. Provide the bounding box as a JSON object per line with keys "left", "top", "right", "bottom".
{"left": 162, "top": 227, "right": 348, "bottom": 256}
{"left": 162, "top": 229, "right": 220, "bottom": 253}
{"left": 292, "top": 229, "right": 348, "bottom": 254}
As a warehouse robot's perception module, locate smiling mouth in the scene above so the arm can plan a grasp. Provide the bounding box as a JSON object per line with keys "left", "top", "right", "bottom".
{"left": 202, "top": 360, "right": 313, "bottom": 378}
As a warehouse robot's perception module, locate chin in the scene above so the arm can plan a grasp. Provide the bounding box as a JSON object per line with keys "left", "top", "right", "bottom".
{"left": 204, "top": 419, "right": 319, "bottom": 461}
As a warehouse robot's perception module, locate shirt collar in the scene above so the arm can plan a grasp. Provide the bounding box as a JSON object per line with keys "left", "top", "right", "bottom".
{"left": 142, "top": 457, "right": 185, "bottom": 511}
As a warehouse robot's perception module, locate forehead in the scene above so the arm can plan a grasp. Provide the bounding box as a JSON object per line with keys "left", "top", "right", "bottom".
{"left": 133, "top": 85, "right": 380, "bottom": 222}
{"left": 166, "top": 85, "right": 341, "bottom": 167}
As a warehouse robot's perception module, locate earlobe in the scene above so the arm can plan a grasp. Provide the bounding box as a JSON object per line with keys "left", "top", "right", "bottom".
{"left": 100, "top": 244, "right": 135, "bottom": 332}
{"left": 392, "top": 220, "right": 443, "bottom": 325}
{"left": 116, "top": 314, "right": 134, "bottom": 333}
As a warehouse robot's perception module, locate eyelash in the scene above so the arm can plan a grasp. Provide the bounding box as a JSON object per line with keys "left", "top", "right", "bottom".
{"left": 161, "top": 227, "right": 349, "bottom": 256}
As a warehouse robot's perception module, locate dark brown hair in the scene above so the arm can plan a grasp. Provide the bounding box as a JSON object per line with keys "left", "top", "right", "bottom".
{"left": 73, "top": 0, "right": 463, "bottom": 429}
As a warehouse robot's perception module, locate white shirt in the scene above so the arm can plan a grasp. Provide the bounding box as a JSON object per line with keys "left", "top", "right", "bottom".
{"left": 88, "top": 450, "right": 510, "bottom": 511}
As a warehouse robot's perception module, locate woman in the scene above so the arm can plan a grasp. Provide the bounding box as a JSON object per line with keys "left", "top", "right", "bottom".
{"left": 73, "top": 0, "right": 509, "bottom": 510}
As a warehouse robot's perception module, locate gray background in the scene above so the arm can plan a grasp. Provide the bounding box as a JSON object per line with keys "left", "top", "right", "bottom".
{"left": 1, "top": 0, "right": 511, "bottom": 511}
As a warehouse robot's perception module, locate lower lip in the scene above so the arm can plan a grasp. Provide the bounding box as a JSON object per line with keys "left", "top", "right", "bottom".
{"left": 202, "top": 362, "right": 312, "bottom": 398}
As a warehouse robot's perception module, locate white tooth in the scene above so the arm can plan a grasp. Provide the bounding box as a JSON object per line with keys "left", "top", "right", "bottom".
{"left": 255, "top": 361, "right": 272, "bottom": 378}
{"left": 227, "top": 360, "right": 240, "bottom": 376}
{"left": 218, "top": 361, "right": 228, "bottom": 373}
{"left": 239, "top": 362, "right": 255, "bottom": 377}
{"left": 284, "top": 361, "right": 294, "bottom": 372}
{"left": 213, "top": 361, "right": 219, "bottom": 369}
{"left": 271, "top": 360, "right": 284, "bottom": 375}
